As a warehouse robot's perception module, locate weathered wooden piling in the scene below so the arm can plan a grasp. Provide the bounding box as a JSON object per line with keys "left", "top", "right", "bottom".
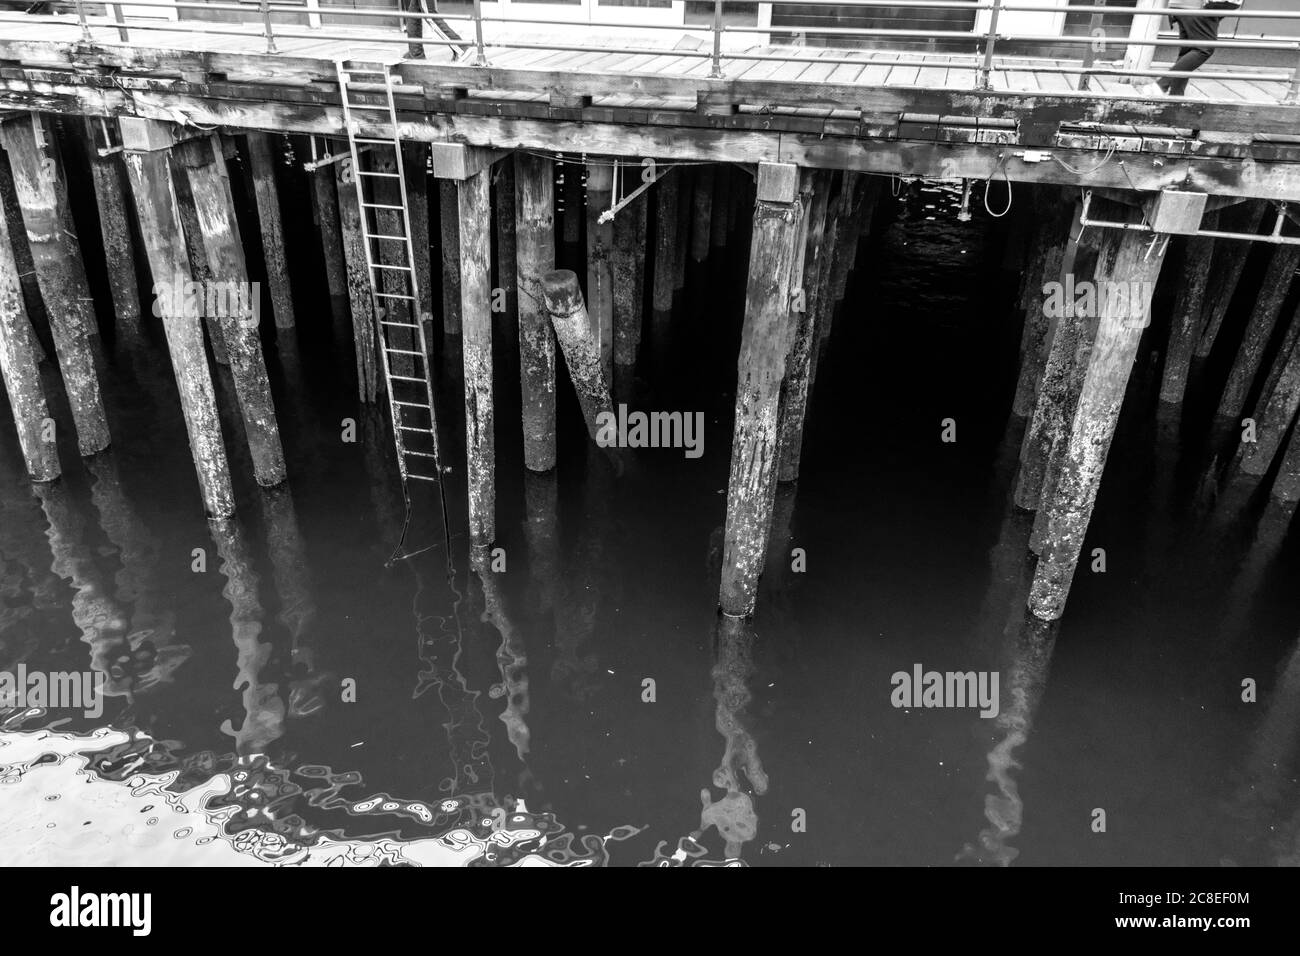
{"left": 121, "top": 127, "right": 234, "bottom": 518}
{"left": 458, "top": 166, "right": 495, "bottom": 547}
{"left": 612, "top": 190, "right": 646, "bottom": 374}
{"left": 334, "top": 156, "right": 380, "bottom": 402}
{"left": 402, "top": 142, "right": 434, "bottom": 329}
{"left": 1196, "top": 201, "right": 1265, "bottom": 359}
{"left": 652, "top": 169, "right": 678, "bottom": 313}
{"left": 720, "top": 162, "right": 806, "bottom": 618}
{"left": 585, "top": 162, "right": 615, "bottom": 382}
{"left": 173, "top": 164, "right": 228, "bottom": 365}
{"left": 710, "top": 164, "right": 731, "bottom": 250}
{"left": 175, "top": 134, "right": 287, "bottom": 488}
{"left": 438, "top": 179, "right": 461, "bottom": 335}
{"left": 0, "top": 196, "right": 58, "bottom": 481}
{"left": 494, "top": 159, "right": 518, "bottom": 325}
{"left": 310, "top": 162, "right": 347, "bottom": 300}
{"left": 1159, "top": 214, "right": 1218, "bottom": 404}
{"left": 0, "top": 114, "right": 110, "bottom": 457}
{"left": 81, "top": 118, "right": 141, "bottom": 341}
{"left": 1217, "top": 245, "right": 1300, "bottom": 421}
{"left": 690, "top": 164, "right": 714, "bottom": 263}
{"left": 1236, "top": 327, "right": 1300, "bottom": 479}
{"left": 777, "top": 169, "right": 831, "bottom": 484}
{"left": 245, "top": 132, "right": 294, "bottom": 330}
{"left": 828, "top": 173, "right": 875, "bottom": 306}
{"left": 373, "top": 151, "right": 416, "bottom": 376}
{"left": 1029, "top": 223, "right": 1169, "bottom": 621}
{"left": 673, "top": 165, "right": 691, "bottom": 291}
{"left": 514, "top": 152, "right": 557, "bottom": 472}
{"left": 1272, "top": 413, "right": 1300, "bottom": 504}
{"left": 541, "top": 269, "right": 613, "bottom": 441}
{"left": 1011, "top": 198, "right": 1076, "bottom": 419}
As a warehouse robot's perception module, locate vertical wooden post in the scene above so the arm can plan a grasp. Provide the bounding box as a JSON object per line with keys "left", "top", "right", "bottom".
{"left": 586, "top": 161, "right": 614, "bottom": 383}
{"left": 245, "top": 132, "right": 294, "bottom": 329}
{"left": 311, "top": 162, "right": 347, "bottom": 300}
{"left": 1217, "top": 245, "right": 1300, "bottom": 421}
{"left": 561, "top": 158, "right": 582, "bottom": 245}
{"left": 1011, "top": 198, "right": 1076, "bottom": 418}
{"left": 710, "top": 163, "right": 731, "bottom": 249}
{"left": 0, "top": 114, "right": 110, "bottom": 457}
{"left": 673, "top": 165, "right": 692, "bottom": 291}
{"left": 690, "top": 164, "right": 714, "bottom": 263}
{"left": 122, "top": 139, "right": 235, "bottom": 518}
{"left": 514, "top": 152, "right": 557, "bottom": 472}
{"left": 652, "top": 168, "right": 678, "bottom": 314}
{"left": 176, "top": 134, "right": 287, "bottom": 488}
{"left": 438, "top": 179, "right": 461, "bottom": 335}
{"left": 1029, "top": 226, "right": 1169, "bottom": 620}
{"left": 1196, "top": 201, "right": 1265, "bottom": 359}
{"left": 720, "top": 162, "right": 806, "bottom": 618}
{"left": 459, "top": 168, "right": 495, "bottom": 547}
{"left": 0, "top": 193, "right": 58, "bottom": 481}
{"left": 1272, "top": 407, "right": 1300, "bottom": 504}
{"left": 81, "top": 118, "right": 141, "bottom": 341}
{"left": 335, "top": 155, "right": 380, "bottom": 402}
{"left": 828, "top": 173, "right": 876, "bottom": 307}
{"left": 612, "top": 189, "right": 647, "bottom": 375}
{"left": 173, "top": 163, "right": 228, "bottom": 365}
{"left": 1159, "top": 215, "right": 1216, "bottom": 404}
{"left": 542, "top": 269, "right": 613, "bottom": 441}
{"left": 494, "top": 157, "right": 518, "bottom": 325}
{"left": 402, "top": 142, "right": 434, "bottom": 330}
{"left": 777, "top": 168, "right": 831, "bottom": 484}
{"left": 1236, "top": 327, "right": 1300, "bottom": 479}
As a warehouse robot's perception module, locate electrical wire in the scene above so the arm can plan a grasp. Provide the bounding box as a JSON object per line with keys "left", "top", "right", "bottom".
{"left": 983, "top": 152, "right": 1012, "bottom": 218}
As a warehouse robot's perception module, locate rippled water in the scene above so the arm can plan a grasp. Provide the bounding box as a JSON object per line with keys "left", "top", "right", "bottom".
{"left": 2, "top": 165, "right": 1298, "bottom": 866}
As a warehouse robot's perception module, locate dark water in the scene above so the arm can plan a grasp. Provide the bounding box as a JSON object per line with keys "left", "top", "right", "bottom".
{"left": 2, "top": 154, "right": 1299, "bottom": 866}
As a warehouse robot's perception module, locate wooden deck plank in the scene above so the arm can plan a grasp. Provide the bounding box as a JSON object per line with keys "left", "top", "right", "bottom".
{"left": 885, "top": 57, "right": 921, "bottom": 87}
{"left": 856, "top": 51, "right": 899, "bottom": 87}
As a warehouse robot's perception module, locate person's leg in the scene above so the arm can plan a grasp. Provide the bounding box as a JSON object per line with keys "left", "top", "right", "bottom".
{"left": 1159, "top": 47, "right": 1211, "bottom": 95}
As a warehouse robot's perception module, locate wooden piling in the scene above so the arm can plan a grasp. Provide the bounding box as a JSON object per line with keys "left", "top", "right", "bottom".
{"left": 690, "top": 164, "right": 714, "bottom": 263}
{"left": 1029, "top": 225, "right": 1169, "bottom": 621}
{"left": 176, "top": 134, "right": 287, "bottom": 488}
{"left": 81, "top": 118, "right": 141, "bottom": 341}
{"left": 310, "top": 162, "right": 347, "bottom": 300}
{"left": 1195, "top": 201, "right": 1265, "bottom": 359}
{"left": 459, "top": 169, "right": 495, "bottom": 547}
{"left": 562, "top": 158, "right": 583, "bottom": 245}
{"left": 514, "top": 152, "right": 557, "bottom": 472}
{"left": 335, "top": 156, "right": 380, "bottom": 402}
{"left": 541, "top": 269, "right": 613, "bottom": 441}
{"left": 1272, "top": 410, "right": 1300, "bottom": 504}
{"left": 720, "top": 162, "right": 806, "bottom": 618}
{"left": 1011, "top": 199, "right": 1076, "bottom": 419}
{"left": 1217, "top": 245, "right": 1300, "bottom": 421}
{"left": 173, "top": 165, "right": 228, "bottom": 365}
{"left": 777, "top": 169, "right": 831, "bottom": 484}
{"left": 245, "top": 132, "right": 295, "bottom": 329}
{"left": 402, "top": 142, "right": 434, "bottom": 331}
{"left": 612, "top": 190, "right": 647, "bottom": 373}
{"left": 652, "top": 168, "right": 678, "bottom": 314}
{"left": 494, "top": 158, "right": 518, "bottom": 326}
{"left": 673, "top": 165, "right": 691, "bottom": 291}
{"left": 123, "top": 142, "right": 235, "bottom": 518}
{"left": 438, "top": 179, "right": 461, "bottom": 335}
{"left": 586, "top": 161, "right": 615, "bottom": 382}
{"left": 1159, "top": 216, "right": 1217, "bottom": 404}
{"left": 1236, "top": 326, "right": 1300, "bottom": 479}
{"left": 0, "top": 114, "right": 110, "bottom": 457}
{"left": 0, "top": 194, "right": 58, "bottom": 481}
{"left": 710, "top": 164, "right": 731, "bottom": 249}
{"left": 828, "top": 173, "right": 873, "bottom": 306}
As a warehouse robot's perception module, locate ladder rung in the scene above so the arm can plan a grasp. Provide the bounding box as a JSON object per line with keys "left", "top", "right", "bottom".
{"left": 369, "top": 234, "right": 409, "bottom": 242}
{"left": 390, "top": 374, "right": 429, "bottom": 383}
{"left": 358, "top": 171, "right": 401, "bottom": 179}
{"left": 371, "top": 263, "right": 413, "bottom": 272}
{"left": 398, "top": 425, "right": 435, "bottom": 433}
{"left": 376, "top": 293, "right": 416, "bottom": 302}
{"left": 353, "top": 139, "right": 399, "bottom": 146}
{"left": 380, "top": 320, "right": 420, "bottom": 328}
{"left": 393, "top": 400, "right": 433, "bottom": 409}
{"left": 362, "top": 202, "right": 405, "bottom": 210}
{"left": 406, "top": 473, "right": 441, "bottom": 483}
{"left": 405, "top": 450, "right": 439, "bottom": 459}
{"left": 386, "top": 348, "right": 425, "bottom": 357}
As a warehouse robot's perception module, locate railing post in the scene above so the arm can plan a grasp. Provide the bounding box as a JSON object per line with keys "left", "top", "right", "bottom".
{"left": 111, "top": 3, "right": 129, "bottom": 43}
{"left": 709, "top": 0, "right": 725, "bottom": 79}
{"left": 978, "top": 0, "right": 1003, "bottom": 90}
{"left": 1078, "top": 2, "right": 1107, "bottom": 92}
{"left": 260, "top": 0, "right": 278, "bottom": 55}
{"left": 472, "top": 0, "right": 488, "bottom": 66}
{"left": 72, "top": 0, "right": 92, "bottom": 42}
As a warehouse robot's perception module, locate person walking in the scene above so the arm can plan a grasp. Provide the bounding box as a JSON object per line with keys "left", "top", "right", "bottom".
{"left": 1137, "top": 0, "right": 1244, "bottom": 96}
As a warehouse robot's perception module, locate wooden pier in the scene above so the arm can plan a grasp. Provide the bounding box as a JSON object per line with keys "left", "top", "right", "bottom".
{"left": 3, "top": 3, "right": 1300, "bottom": 622}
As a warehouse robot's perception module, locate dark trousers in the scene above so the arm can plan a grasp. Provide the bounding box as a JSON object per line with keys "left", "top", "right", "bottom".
{"left": 1157, "top": 40, "right": 1213, "bottom": 96}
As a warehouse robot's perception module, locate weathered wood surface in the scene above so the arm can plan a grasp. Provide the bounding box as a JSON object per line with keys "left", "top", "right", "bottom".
{"left": 586, "top": 162, "right": 614, "bottom": 383}
{"left": 1216, "top": 245, "right": 1300, "bottom": 421}
{"left": 459, "top": 169, "right": 495, "bottom": 547}
{"left": 651, "top": 168, "right": 678, "bottom": 313}
{"left": 514, "top": 152, "right": 557, "bottom": 473}
{"left": 541, "top": 269, "right": 613, "bottom": 443}
{"left": 81, "top": 118, "right": 142, "bottom": 342}
{"left": 612, "top": 189, "right": 647, "bottom": 372}
{"left": 1159, "top": 217, "right": 1218, "bottom": 404}
{"left": 438, "top": 179, "right": 461, "bottom": 335}
{"left": 334, "top": 154, "right": 380, "bottom": 402}
{"left": 0, "top": 114, "right": 110, "bottom": 457}
{"left": 245, "top": 131, "right": 295, "bottom": 329}
{"left": 311, "top": 162, "right": 347, "bottom": 300}
{"left": 1194, "top": 201, "right": 1266, "bottom": 359}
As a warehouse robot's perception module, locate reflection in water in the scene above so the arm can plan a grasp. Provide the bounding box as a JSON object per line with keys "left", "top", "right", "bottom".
{"left": 471, "top": 545, "right": 531, "bottom": 764}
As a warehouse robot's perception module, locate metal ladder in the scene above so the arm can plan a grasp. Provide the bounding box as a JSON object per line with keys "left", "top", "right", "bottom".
{"left": 336, "top": 58, "right": 441, "bottom": 485}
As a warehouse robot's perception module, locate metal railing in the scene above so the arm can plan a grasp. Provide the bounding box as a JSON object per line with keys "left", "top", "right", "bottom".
{"left": 5, "top": 0, "right": 1300, "bottom": 103}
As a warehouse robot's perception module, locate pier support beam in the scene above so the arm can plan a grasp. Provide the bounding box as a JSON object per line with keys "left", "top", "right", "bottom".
{"left": 1217, "top": 245, "right": 1300, "bottom": 421}
{"left": 81, "top": 118, "right": 141, "bottom": 341}
{"left": 245, "top": 132, "right": 295, "bottom": 330}
{"left": 335, "top": 156, "right": 380, "bottom": 402}
{"left": 710, "top": 164, "right": 731, "bottom": 250}
{"left": 1159, "top": 215, "right": 1217, "bottom": 405}
{"left": 1029, "top": 224, "right": 1169, "bottom": 621}
{"left": 1195, "top": 201, "right": 1265, "bottom": 359}
{"left": 777, "top": 169, "right": 831, "bottom": 484}
{"left": 0, "top": 193, "right": 58, "bottom": 481}
{"left": 176, "top": 134, "right": 287, "bottom": 488}
{"left": 586, "top": 161, "right": 615, "bottom": 383}
{"left": 690, "top": 164, "right": 714, "bottom": 263}
{"left": 720, "top": 162, "right": 806, "bottom": 618}
{"left": 561, "top": 158, "right": 582, "bottom": 246}
{"left": 673, "top": 166, "right": 691, "bottom": 291}
{"left": 0, "top": 113, "right": 110, "bottom": 457}
{"left": 310, "top": 161, "right": 347, "bottom": 301}
{"left": 514, "top": 152, "right": 557, "bottom": 472}
{"left": 402, "top": 142, "right": 434, "bottom": 330}
{"left": 438, "top": 179, "right": 461, "bottom": 335}
{"left": 457, "top": 166, "right": 495, "bottom": 547}
{"left": 542, "top": 269, "right": 613, "bottom": 441}
{"left": 494, "top": 157, "right": 518, "bottom": 329}
{"left": 1236, "top": 320, "right": 1300, "bottom": 479}
{"left": 612, "top": 189, "right": 647, "bottom": 378}
{"left": 1011, "top": 198, "right": 1076, "bottom": 419}
{"left": 652, "top": 168, "right": 678, "bottom": 314}
{"left": 122, "top": 129, "right": 235, "bottom": 518}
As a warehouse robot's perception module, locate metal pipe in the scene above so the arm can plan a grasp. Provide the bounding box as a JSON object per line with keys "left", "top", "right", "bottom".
{"left": 260, "top": 0, "right": 278, "bottom": 55}
{"left": 472, "top": 0, "right": 487, "bottom": 66}
{"left": 710, "top": 0, "right": 725, "bottom": 79}
{"left": 979, "top": 0, "right": 1003, "bottom": 91}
